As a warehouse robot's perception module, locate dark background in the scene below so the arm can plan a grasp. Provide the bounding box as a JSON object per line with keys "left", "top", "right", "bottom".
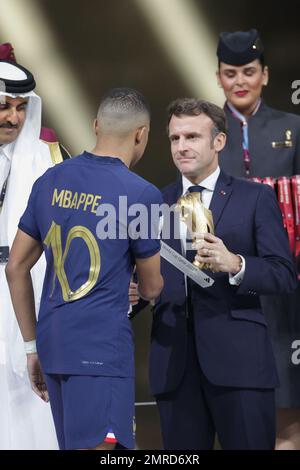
{"left": 37, "top": 0, "right": 300, "bottom": 189}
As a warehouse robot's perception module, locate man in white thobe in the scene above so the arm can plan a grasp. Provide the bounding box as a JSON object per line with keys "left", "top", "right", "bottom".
{"left": 0, "top": 59, "right": 66, "bottom": 449}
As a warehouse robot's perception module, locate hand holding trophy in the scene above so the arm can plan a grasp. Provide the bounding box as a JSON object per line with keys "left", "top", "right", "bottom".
{"left": 176, "top": 187, "right": 214, "bottom": 269}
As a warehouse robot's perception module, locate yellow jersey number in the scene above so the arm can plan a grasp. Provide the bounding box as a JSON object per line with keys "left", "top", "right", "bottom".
{"left": 44, "top": 221, "right": 101, "bottom": 302}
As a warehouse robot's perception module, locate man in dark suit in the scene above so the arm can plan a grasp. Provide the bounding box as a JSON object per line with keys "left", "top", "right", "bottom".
{"left": 148, "top": 98, "right": 297, "bottom": 450}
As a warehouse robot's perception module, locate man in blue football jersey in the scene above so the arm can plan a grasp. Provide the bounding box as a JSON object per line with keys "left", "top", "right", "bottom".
{"left": 5, "top": 88, "right": 163, "bottom": 450}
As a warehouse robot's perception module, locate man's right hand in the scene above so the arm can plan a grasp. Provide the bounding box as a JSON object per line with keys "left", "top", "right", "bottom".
{"left": 27, "top": 353, "right": 49, "bottom": 402}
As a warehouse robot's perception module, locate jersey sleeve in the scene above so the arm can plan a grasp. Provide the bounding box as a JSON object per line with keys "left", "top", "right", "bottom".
{"left": 129, "top": 184, "right": 162, "bottom": 259}
{"left": 18, "top": 177, "right": 42, "bottom": 241}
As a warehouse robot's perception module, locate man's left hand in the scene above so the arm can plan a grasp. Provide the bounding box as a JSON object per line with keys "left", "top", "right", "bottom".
{"left": 193, "top": 232, "right": 241, "bottom": 274}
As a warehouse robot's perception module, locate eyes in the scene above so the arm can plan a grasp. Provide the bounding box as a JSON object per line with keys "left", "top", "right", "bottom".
{"left": 18, "top": 103, "right": 28, "bottom": 111}
{"left": 0, "top": 103, "right": 28, "bottom": 112}
{"left": 222, "top": 68, "right": 258, "bottom": 79}
{"left": 170, "top": 134, "right": 200, "bottom": 143}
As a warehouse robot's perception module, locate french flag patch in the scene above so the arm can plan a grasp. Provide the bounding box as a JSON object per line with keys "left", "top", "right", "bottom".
{"left": 104, "top": 430, "right": 117, "bottom": 443}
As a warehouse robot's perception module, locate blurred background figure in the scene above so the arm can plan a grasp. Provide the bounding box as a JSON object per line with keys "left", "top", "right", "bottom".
{"left": 0, "top": 43, "right": 16, "bottom": 61}
{"left": 216, "top": 29, "right": 300, "bottom": 450}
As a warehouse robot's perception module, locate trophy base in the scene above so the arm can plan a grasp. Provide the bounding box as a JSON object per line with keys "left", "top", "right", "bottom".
{"left": 193, "top": 259, "right": 209, "bottom": 270}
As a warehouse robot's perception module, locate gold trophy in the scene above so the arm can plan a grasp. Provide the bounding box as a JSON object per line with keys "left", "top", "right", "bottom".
{"left": 176, "top": 191, "right": 214, "bottom": 269}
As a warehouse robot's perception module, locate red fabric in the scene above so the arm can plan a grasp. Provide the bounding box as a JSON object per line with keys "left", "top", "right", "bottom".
{"left": 277, "top": 177, "right": 295, "bottom": 253}
{"left": 250, "top": 176, "right": 300, "bottom": 276}
{"left": 0, "top": 43, "right": 16, "bottom": 62}
{"left": 262, "top": 177, "right": 276, "bottom": 190}
{"left": 104, "top": 436, "right": 118, "bottom": 443}
{"left": 40, "top": 127, "right": 57, "bottom": 142}
{"left": 291, "top": 176, "right": 300, "bottom": 278}
{"left": 250, "top": 177, "right": 262, "bottom": 183}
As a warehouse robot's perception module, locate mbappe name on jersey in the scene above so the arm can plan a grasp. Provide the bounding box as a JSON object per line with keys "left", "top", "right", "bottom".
{"left": 51, "top": 188, "right": 102, "bottom": 214}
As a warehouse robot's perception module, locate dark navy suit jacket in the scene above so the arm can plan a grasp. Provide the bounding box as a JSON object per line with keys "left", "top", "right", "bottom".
{"left": 220, "top": 101, "right": 300, "bottom": 178}
{"left": 149, "top": 170, "right": 297, "bottom": 396}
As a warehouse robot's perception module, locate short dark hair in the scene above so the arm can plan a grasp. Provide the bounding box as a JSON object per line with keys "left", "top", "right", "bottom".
{"left": 99, "top": 87, "right": 150, "bottom": 118}
{"left": 167, "top": 98, "right": 227, "bottom": 138}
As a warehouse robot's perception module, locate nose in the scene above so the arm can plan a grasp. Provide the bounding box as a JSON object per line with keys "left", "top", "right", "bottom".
{"left": 235, "top": 72, "right": 246, "bottom": 87}
{"left": 178, "top": 137, "right": 188, "bottom": 153}
{"left": 6, "top": 107, "right": 19, "bottom": 125}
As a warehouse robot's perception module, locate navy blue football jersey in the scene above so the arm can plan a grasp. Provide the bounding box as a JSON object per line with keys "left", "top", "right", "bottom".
{"left": 19, "top": 152, "right": 162, "bottom": 376}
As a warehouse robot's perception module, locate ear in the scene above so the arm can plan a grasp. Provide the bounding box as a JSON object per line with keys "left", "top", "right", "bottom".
{"left": 93, "top": 118, "right": 98, "bottom": 136}
{"left": 214, "top": 132, "right": 226, "bottom": 152}
{"left": 135, "top": 125, "right": 147, "bottom": 145}
{"left": 262, "top": 66, "right": 269, "bottom": 86}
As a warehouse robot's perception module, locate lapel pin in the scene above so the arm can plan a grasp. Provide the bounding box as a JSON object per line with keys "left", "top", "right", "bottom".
{"left": 220, "top": 190, "right": 226, "bottom": 196}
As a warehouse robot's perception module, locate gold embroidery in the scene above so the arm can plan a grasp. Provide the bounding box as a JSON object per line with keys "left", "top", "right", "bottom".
{"left": 43, "top": 141, "right": 64, "bottom": 164}
{"left": 51, "top": 188, "right": 102, "bottom": 213}
{"left": 44, "top": 221, "right": 101, "bottom": 302}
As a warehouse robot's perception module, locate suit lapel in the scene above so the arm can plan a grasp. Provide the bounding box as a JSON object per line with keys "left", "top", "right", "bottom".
{"left": 209, "top": 170, "right": 233, "bottom": 229}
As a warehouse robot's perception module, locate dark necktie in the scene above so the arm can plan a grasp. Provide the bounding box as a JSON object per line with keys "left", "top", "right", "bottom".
{"left": 185, "top": 185, "right": 205, "bottom": 324}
